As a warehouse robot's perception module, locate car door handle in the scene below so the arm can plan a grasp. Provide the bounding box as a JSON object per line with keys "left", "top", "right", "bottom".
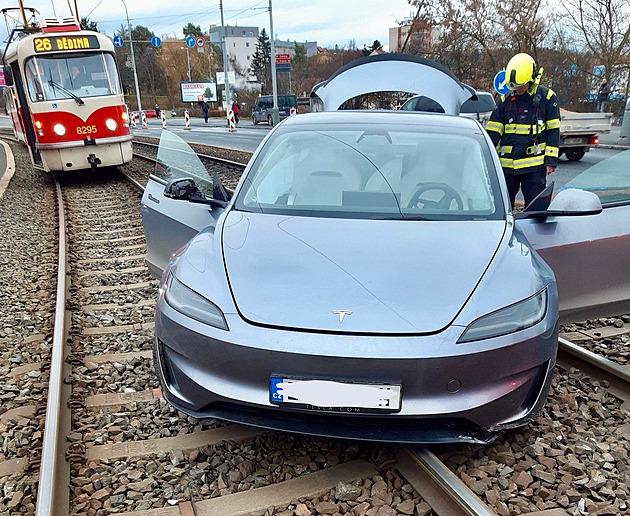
{"left": 148, "top": 193, "right": 160, "bottom": 204}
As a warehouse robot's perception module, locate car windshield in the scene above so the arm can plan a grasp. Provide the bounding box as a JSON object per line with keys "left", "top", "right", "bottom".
{"left": 24, "top": 52, "right": 121, "bottom": 102}
{"left": 560, "top": 148, "right": 630, "bottom": 206}
{"left": 235, "top": 123, "right": 504, "bottom": 220}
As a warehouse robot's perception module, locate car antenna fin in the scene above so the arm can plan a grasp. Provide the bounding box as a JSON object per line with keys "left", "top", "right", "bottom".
{"left": 213, "top": 170, "right": 230, "bottom": 203}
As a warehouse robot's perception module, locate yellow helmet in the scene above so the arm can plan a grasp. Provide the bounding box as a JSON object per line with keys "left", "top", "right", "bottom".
{"left": 505, "top": 53, "right": 536, "bottom": 90}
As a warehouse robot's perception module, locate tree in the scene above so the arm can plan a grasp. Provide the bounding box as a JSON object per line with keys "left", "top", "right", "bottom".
{"left": 183, "top": 23, "right": 203, "bottom": 37}
{"left": 114, "top": 25, "right": 167, "bottom": 105}
{"left": 559, "top": 0, "right": 630, "bottom": 85}
{"left": 80, "top": 17, "right": 98, "bottom": 32}
{"left": 251, "top": 28, "right": 271, "bottom": 93}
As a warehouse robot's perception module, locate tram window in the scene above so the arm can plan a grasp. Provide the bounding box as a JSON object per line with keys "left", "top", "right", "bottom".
{"left": 24, "top": 53, "right": 122, "bottom": 102}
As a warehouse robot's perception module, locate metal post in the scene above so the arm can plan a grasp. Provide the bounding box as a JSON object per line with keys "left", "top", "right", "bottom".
{"left": 269, "top": 0, "right": 279, "bottom": 124}
{"left": 121, "top": 0, "right": 142, "bottom": 115}
{"left": 220, "top": 0, "right": 231, "bottom": 111}
{"left": 186, "top": 46, "right": 191, "bottom": 82}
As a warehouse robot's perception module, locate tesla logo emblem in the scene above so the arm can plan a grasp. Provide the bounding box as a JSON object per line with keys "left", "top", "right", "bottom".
{"left": 332, "top": 310, "right": 353, "bottom": 323}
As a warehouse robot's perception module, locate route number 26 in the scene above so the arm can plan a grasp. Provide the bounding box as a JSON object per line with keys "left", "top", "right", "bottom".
{"left": 34, "top": 38, "right": 52, "bottom": 52}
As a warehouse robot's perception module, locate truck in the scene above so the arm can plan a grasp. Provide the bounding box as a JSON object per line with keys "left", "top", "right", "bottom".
{"left": 559, "top": 110, "right": 613, "bottom": 161}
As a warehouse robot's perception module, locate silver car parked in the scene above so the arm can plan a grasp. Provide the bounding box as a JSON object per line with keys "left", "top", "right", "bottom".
{"left": 141, "top": 111, "right": 630, "bottom": 444}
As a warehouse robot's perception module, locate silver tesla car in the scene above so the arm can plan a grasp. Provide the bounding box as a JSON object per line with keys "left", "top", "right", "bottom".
{"left": 141, "top": 108, "right": 630, "bottom": 444}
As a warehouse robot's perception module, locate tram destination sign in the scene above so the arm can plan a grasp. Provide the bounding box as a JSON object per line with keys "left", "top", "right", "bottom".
{"left": 33, "top": 35, "right": 100, "bottom": 53}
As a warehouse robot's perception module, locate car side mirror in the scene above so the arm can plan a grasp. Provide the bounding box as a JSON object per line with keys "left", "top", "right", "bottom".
{"left": 164, "top": 178, "right": 198, "bottom": 200}
{"left": 515, "top": 189, "right": 603, "bottom": 219}
{"left": 2, "top": 65, "right": 13, "bottom": 87}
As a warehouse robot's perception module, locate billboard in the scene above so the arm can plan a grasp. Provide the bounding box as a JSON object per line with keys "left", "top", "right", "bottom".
{"left": 180, "top": 82, "right": 217, "bottom": 102}
{"left": 0, "top": 69, "right": 5, "bottom": 89}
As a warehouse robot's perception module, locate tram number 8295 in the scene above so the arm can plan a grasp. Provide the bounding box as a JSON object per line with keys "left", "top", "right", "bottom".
{"left": 77, "top": 125, "right": 97, "bottom": 135}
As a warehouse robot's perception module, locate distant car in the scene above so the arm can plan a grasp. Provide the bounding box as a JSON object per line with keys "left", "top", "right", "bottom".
{"left": 401, "top": 91, "right": 496, "bottom": 127}
{"left": 140, "top": 110, "right": 630, "bottom": 444}
{"left": 130, "top": 109, "right": 157, "bottom": 119}
{"left": 252, "top": 94, "right": 297, "bottom": 125}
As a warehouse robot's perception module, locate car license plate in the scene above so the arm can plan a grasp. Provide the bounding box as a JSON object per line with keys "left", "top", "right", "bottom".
{"left": 564, "top": 137, "right": 585, "bottom": 145}
{"left": 269, "top": 377, "right": 402, "bottom": 413}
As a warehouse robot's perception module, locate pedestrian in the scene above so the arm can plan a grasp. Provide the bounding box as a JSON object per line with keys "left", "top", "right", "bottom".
{"left": 154, "top": 103, "right": 160, "bottom": 118}
{"left": 232, "top": 102, "right": 239, "bottom": 124}
{"left": 202, "top": 102, "right": 209, "bottom": 123}
{"left": 486, "top": 53, "right": 560, "bottom": 209}
{"left": 597, "top": 79, "right": 611, "bottom": 113}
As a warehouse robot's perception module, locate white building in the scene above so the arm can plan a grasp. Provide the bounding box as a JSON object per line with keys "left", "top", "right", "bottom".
{"left": 209, "top": 25, "right": 259, "bottom": 79}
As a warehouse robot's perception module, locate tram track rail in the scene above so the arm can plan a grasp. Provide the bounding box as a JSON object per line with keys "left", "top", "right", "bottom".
{"left": 2, "top": 133, "right": 627, "bottom": 515}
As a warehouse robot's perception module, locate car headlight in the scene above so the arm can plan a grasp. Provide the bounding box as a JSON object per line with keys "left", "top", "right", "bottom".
{"left": 164, "top": 274, "right": 228, "bottom": 330}
{"left": 457, "top": 289, "right": 547, "bottom": 343}
{"left": 53, "top": 124, "right": 66, "bottom": 136}
{"left": 105, "top": 118, "right": 117, "bottom": 131}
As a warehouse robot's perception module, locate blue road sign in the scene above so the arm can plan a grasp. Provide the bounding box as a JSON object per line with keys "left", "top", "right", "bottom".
{"left": 276, "top": 63, "right": 291, "bottom": 73}
{"left": 185, "top": 35, "right": 195, "bottom": 48}
{"left": 494, "top": 70, "right": 509, "bottom": 95}
{"left": 151, "top": 35, "right": 161, "bottom": 48}
{"left": 113, "top": 35, "right": 124, "bottom": 48}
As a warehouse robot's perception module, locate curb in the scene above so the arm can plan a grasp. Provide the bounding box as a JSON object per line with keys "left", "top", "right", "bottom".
{"left": 0, "top": 140, "right": 16, "bottom": 200}
{"left": 597, "top": 142, "right": 630, "bottom": 150}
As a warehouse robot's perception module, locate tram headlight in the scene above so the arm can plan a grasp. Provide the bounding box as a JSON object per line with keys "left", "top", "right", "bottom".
{"left": 105, "top": 118, "right": 118, "bottom": 131}
{"left": 53, "top": 124, "right": 66, "bottom": 136}
{"left": 121, "top": 112, "right": 129, "bottom": 121}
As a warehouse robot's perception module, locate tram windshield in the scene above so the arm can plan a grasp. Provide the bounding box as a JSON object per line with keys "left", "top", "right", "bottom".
{"left": 24, "top": 52, "right": 121, "bottom": 102}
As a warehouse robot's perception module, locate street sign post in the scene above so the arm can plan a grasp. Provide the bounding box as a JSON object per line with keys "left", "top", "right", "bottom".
{"left": 275, "top": 53, "right": 290, "bottom": 64}
{"left": 150, "top": 35, "right": 161, "bottom": 48}
{"left": 185, "top": 35, "right": 196, "bottom": 48}
{"left": 113, "top": 35, "right": 124, "bottom": 48}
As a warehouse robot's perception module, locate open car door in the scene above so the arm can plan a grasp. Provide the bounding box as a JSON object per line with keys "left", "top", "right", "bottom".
{"left": 516, "top": 150, "right": 630, "bottom": 323}
{"left": 141, "top": 130, "right": 227, "bottom": 278}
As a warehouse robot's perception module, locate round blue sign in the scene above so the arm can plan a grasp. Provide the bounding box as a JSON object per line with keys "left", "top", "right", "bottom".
{"left": 151, "top": 35, "right": 161, "bottom": 48}
{"left": 185, "top": 35, "right": 196, "bottom": 48}
{"left": 113, "top": 35, "right": 124, "bottom": 48}
{"left": 494, "top": 70, "right": 509, "bottom": 95}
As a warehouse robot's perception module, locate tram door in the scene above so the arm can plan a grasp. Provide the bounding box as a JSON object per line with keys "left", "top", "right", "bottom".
{"left": 9, "top": 61, "right": 42, "bottom": 167}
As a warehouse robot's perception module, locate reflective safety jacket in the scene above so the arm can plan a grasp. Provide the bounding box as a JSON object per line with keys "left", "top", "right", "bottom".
{"left": 486, "top": 85, "right": 560, "bottom": 175}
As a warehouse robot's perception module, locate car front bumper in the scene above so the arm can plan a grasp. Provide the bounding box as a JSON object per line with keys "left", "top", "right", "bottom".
{"left": 154, "top": 297, "right": 558, "bottom": 444}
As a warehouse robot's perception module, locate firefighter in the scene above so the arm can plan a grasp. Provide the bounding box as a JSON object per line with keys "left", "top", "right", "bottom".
{"left": 486, "top": 53, "right": 560, "bottom": 209}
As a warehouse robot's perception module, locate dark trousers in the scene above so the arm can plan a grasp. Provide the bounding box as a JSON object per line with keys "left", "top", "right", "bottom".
{"left": 504, "top": 168, "right": 546, "bottom": 209}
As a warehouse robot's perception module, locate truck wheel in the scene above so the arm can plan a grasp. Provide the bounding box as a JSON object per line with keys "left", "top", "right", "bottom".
{"left": 565, "top": 148, "right": 585, "bottom": 161}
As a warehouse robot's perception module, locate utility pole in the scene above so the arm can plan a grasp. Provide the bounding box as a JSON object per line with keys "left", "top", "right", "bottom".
{"left": 268, "top": 0, "right": 279, "bottom": 124}
{"left": 121, "top": 0, "right": 142, "bottom": 116}
{"left": 219, "top": 0, "right": 231, "bottom": 111}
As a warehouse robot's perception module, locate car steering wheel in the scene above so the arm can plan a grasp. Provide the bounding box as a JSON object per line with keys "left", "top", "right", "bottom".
{"left": 407, "top": 182, "right": 464, "bottom": 210}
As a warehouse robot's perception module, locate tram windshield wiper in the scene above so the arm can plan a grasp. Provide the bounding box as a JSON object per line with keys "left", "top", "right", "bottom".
{"left": 47, "top": 79, "right": 85, "bottom": 105}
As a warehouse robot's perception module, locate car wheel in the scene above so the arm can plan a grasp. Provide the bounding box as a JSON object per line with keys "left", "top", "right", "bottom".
{"left": 268, "top": 115, "right": 273, "bottom": 126}
{"left": 565, "top": 148, "right": 585, "bottom": 161}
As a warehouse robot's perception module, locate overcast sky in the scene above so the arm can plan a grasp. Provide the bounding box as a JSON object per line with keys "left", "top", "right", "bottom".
{"left": 2, "top": 0, "right": 416, "bottom": 50}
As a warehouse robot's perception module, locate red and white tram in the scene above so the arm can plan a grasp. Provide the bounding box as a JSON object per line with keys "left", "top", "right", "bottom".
{"left": 3, "top": 16, "right": 132, "bottom": 171}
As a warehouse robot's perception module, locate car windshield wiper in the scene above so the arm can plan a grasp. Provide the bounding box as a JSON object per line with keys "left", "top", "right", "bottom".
{"left": 48, "top": 79, "right": 84, "bottom": 105}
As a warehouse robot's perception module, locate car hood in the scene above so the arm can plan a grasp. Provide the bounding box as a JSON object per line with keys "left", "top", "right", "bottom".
{"left": 222, "top": 212, "right": 506, "bottom": 334}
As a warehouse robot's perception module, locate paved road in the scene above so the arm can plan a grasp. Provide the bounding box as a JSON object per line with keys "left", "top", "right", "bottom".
{"left": 132, "top": 117, "right": 271, "bottom": 152}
